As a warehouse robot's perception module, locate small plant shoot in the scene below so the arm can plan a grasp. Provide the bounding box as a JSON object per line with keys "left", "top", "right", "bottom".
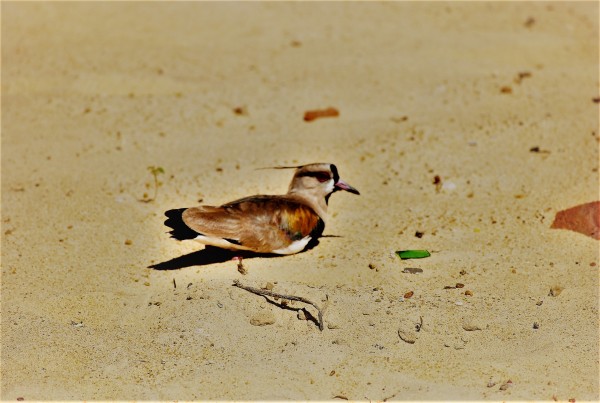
{"left": 140, "top": 166, "right": 165, "bottom": 203}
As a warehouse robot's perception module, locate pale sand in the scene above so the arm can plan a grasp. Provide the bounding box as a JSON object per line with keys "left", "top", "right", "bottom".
{"left": 2, "top": 2, "right": 598, "bottom": 401}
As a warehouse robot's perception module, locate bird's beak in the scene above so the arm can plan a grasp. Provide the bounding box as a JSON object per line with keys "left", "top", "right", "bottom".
{"left": 334, "top": 179, "right": 360, "bottom": 195}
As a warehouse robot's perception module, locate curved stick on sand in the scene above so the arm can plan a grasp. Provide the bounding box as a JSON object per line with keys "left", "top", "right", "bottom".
{"left": 233, "top": 280, "right": 324, "bottom": 331}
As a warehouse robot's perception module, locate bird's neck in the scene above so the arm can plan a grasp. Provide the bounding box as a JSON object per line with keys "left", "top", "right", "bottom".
{"left": 287, "top": 190, "right": 329, "bottom": 221}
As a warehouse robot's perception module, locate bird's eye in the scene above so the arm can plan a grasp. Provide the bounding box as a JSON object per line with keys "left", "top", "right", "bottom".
{"left": 314, "top": 172, "right": 330, "bottom": 183}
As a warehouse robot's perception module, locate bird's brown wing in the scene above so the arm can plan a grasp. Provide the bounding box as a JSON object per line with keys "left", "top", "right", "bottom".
{"left": 182, "top": 196, "right": 324, "bottom": 253}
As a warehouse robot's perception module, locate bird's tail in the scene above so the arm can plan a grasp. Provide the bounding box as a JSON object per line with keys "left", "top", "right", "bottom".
{"left": 164, "top": 208, "right": 199, "bottom": 240}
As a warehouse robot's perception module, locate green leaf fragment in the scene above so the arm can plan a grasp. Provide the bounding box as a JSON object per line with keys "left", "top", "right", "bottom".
{"left": 396, "top": 250, "right": 431, "bottom": 259}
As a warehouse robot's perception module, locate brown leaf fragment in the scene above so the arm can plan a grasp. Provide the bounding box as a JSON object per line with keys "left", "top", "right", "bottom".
{"left": 514, "top": 71, "right": 532, "bottom": 84}
{"left": 304, "top": 107, "right": 339, "bottom": 122}
{"left": 551, "top": 201, "right": 600, "bottom": 239}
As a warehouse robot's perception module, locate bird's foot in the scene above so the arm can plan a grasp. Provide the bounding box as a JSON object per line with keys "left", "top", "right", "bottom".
{"left": 233, "top": 256, "right": 247, "bottom": 275}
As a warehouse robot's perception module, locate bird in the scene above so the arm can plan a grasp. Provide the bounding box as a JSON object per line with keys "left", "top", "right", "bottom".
{"left": 163, "top": 162, "right": 359, "bottom": 255}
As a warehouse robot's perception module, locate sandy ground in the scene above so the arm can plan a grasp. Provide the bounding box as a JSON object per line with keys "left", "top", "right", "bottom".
{"left": 2, "top": 2, "right": 599, "bottom": 401}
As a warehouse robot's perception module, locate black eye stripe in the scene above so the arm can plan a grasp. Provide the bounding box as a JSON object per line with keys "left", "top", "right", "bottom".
{"left": 299, "top": 171, "right": 331, "bottom": 182}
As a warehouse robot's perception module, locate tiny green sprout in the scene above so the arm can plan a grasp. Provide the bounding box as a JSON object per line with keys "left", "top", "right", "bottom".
{"left": 140, "top": 166, "right": 165, "bottom": 203}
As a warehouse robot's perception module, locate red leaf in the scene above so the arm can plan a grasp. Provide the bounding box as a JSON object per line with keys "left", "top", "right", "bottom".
{"left": 551, "top": 201, "right": 600, "bottom": 240}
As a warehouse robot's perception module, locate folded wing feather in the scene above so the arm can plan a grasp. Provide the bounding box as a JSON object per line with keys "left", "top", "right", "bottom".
{"left": 181, "top": 196, "right": 323, "bottom": 254}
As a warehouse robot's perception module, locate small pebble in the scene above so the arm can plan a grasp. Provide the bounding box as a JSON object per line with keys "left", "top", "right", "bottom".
{"left": 533, "top": 322, "right": 539, "bottom": 329}
{"left": 442, "top": 181, "right": 456, "bottom": 191}
{"left": 124, "top": 239, "right": 132, "bottom": 245}
{"left": 233, "top": 106, "right": 247, "bottom": 116}
{"left": 402, "top": 267, "right": 423, "bottom": 274}
{"left": 524, "top": 16, "right": 535, "bottom": 27}
{"left": 250, "top": 311, "right": 276, "bottom": 326}
{"left": 464, "top": 290, "right": 473, "bottom": 296}
{"left": 443, "top": 336, "right": 466, "bottom": 350}
{"left": 327, "top": 321, "right": 340, "bottom": 330}
{"left": 549, "top": 285, "right": 563, "bottom": 297}
{"left": 297, "top": 310, "right": 307, "bottom": 321}
{"left": 462, "top": 319, "right": 484, "bottom": 331}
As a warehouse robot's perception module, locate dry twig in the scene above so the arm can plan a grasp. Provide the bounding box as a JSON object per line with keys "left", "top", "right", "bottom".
{"left": 416, "top": 315, "right": 423, "bottom": 332}
{"left": 233, "top": 280, "right": 325, "bottom": 331}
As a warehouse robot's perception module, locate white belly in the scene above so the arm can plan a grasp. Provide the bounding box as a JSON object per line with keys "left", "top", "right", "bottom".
{"left": 271, "top": 236, "right": 312, "bottom": 255}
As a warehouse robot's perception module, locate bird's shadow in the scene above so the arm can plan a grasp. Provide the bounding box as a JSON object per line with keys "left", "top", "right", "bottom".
{"left": 148, "top": 236, "right": 340, "bottom": 271}
{"left": 148, "top": 247, "right": 280, "bottom": 270}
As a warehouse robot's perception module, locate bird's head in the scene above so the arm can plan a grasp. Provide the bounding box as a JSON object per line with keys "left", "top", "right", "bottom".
{"left": 286, "top": 163, "right": 360, "bottom": 201}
